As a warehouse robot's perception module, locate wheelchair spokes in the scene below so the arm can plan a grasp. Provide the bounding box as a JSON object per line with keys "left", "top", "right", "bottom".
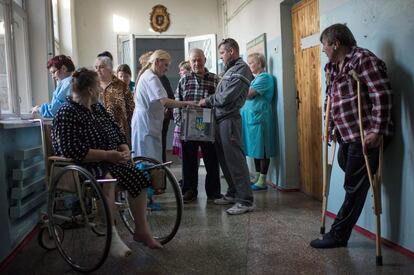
{"left": 119, "top": 156, "right": 183, "bottom": 245}
{"left": 48, "top": 165, "right": 111, "bottom": 273}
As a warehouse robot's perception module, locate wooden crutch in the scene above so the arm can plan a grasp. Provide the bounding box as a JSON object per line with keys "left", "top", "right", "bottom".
{"left": 350, "top": 70, "right": 384, "bottom": 266}
{"left": 320, "top": 96, "right": 337, "bottom": 234}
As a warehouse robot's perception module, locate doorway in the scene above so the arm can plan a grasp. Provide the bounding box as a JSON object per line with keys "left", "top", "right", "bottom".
{"left": 135, "top": 37, "right": 185, "bottom": 92}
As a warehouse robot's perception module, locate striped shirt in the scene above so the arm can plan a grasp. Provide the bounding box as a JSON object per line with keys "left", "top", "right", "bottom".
{"left": 325, "top": 46, "right": 393, "bottom": 143}
{"left": 174, "top": 69, "right": 219, "bottom": 126}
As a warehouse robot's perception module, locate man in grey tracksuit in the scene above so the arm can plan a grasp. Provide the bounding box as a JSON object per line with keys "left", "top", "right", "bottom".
{"left": 199, "top": 38, "right": 254, "bottom": 215}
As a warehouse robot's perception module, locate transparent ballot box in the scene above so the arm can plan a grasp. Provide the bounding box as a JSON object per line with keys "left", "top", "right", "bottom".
{"left": 180, "top": 107, "right": 215, "bottom": 142}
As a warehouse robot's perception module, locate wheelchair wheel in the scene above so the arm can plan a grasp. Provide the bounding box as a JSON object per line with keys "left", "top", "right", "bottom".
{"left": 119, "top": 156, "right": 183, "bottom": 245}
{"left": 48, "top": 165, "right": 111, "bottom": 273}
{"left": 38, "top": 225, "right": 63, "bottom": 250}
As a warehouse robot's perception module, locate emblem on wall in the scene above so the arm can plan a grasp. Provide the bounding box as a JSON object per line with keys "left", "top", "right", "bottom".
{"left": 150, "top": 5, "right": 170, "bottom": 33}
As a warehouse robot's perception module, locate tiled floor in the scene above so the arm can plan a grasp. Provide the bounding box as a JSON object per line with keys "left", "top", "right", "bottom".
{"left": 2, "top": 156, "right": 414, "bottom": 274}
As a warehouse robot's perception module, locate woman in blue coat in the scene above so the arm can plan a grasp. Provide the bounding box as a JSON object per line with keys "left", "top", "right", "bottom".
{"left": 241, "top": 53, "right": 275, "bottom": 190}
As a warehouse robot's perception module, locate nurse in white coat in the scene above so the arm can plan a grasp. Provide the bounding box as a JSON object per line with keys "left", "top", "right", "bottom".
{"left": 132, "top": 50, "right": 195, "bottom": 161}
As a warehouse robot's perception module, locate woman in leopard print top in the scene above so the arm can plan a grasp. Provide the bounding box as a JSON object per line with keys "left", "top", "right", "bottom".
{"left": 95, "top": 56, "right": 134, "bottom": 146}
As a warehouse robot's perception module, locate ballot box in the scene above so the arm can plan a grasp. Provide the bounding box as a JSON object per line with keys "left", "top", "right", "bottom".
{"left": 180, "top": 107, "right": 215, "bottom": 142}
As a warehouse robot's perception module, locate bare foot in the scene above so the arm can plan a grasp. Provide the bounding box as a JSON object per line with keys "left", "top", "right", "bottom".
{"left": 133, "top": 233, "right": 163, "bottom": 249}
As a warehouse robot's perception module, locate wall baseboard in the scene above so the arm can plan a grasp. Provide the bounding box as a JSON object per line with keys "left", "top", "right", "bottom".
{"left": 326, "top": 211, "right": 414, "bottom": 259}
{"left": 0, "top": 225, "right": 40, "bottom": 272}
{"left": 270, "top": 182, "right": 300, "bottom": 192}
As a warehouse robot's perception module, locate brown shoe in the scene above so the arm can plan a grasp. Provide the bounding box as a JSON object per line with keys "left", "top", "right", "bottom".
{"left": 183, "top": 190, "right": 197, "bottom": 203}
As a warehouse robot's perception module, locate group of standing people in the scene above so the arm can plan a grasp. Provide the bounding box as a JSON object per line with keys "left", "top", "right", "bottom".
{"left": 174, "top": 40, "right": 276, "bottom": 215}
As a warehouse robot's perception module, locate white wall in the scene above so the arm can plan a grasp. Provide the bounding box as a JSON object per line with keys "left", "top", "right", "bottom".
{"left": 74, "top": 0, "right": 222, "bottom": 67}
{"left": 224, "top": 0, "right": 281, "bottom": 54}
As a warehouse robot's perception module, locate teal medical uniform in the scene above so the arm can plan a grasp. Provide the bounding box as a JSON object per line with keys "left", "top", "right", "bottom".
{"left": 240, "top": 72, "right": 275, "bottom": 158}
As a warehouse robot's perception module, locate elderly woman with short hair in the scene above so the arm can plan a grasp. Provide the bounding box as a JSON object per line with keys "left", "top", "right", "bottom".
{"left": 95, "top": 56, "right": 134, "bottom": 146}
{"left": 241, "top": 52, "right": 276, "bottom": 190}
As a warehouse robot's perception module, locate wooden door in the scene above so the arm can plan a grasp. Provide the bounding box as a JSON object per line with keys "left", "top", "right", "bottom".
{"left": 292, "top": 0, "right": 322, "bottom": 199}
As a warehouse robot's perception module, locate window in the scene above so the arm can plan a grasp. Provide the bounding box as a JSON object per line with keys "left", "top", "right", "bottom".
{"left": 13, "top": 0, "right": 23, "bottom": 7}
{"left": 51, "top": 0, "right": 59, "bottom": 54}
{"left": 0, "top": 3, "right": 11, "bottom": 114}
{"left": 0, "top": 0, "right": 31, "bottom": 117}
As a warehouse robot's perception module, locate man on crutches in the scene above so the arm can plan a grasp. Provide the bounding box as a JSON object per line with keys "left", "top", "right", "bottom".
{"left": 310, "top": 24, "right": 393, "bottom": 262}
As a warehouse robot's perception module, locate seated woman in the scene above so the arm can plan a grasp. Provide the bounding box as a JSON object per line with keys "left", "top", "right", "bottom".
{"left": 52, "top": 68, "right": 162, "bottom": 258}
{"left": 32, "top": 55, "right": 75, "bottom": 117}
{"left": 116, "top": 64, "right": 135, "bottom": 92}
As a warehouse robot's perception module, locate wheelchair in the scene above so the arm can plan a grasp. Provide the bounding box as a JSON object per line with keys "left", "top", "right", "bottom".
{"left": 35, "top": 119, "right": 183, "bottom": 272}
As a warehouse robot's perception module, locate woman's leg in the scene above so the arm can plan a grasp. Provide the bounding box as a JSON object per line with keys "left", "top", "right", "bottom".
{"left": 128, "top": 190, "right": 162, "bottom": 249}
{"left": 252, "top": 159, "right": 261, "bottom": 183}
{"left": 253, "top": 158, "right": 270, "bottom": 188}
{"left": 102, "top": 174, "right": 116, "bottom": 226}
{"left": 102, "top": 173, "right": 132, "bottom": 257}
{"left": 260, "top": 158, "right": 270, "bottom": 175}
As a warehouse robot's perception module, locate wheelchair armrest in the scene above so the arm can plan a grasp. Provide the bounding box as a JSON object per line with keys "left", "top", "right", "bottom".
{"left": 48, "top": 156, "right": 75, "bottom": 162}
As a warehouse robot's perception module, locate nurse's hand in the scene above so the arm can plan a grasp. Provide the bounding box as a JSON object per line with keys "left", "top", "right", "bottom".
{"left": 185, "top": 101, "right": 198, "bottom": 108}
{"left": 199, "top": 99, "right": 207, "bottom": 107}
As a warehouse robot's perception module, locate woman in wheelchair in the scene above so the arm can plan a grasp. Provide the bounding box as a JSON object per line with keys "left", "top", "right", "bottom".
{"left": 51, "top": 68, "right": 163, "bottom": 257}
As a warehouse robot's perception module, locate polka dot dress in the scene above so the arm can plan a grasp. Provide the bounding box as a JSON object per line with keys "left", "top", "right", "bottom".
{"left": 52, "top": 98, "right": 149, "bottom": 197}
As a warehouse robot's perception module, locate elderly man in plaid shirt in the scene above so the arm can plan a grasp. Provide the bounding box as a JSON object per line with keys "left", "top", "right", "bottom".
{"left": 174, "top": 48, "right": 221, "bottom": 203}
{"left": 310, "top": 24, "right": 393, "bottom": 249}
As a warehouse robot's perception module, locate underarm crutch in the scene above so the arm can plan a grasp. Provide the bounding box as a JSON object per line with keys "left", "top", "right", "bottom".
{"left": 321, "top": 96, "right": 337, "bottom": 234}
{"left": 350, "top": 70, "right": 384, "bottom": 266}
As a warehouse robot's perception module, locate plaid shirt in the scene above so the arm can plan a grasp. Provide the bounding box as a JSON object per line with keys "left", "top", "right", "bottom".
{"left": 324, "top": 46, "right": 393, "bottom": 143}
{"left": 173, "top": 69, "right": 219, "bottom": 126}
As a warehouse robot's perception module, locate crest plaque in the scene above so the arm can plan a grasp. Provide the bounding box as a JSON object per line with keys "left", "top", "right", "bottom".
{"left": 150, "top": 5, "right": 170, "bottom": 33}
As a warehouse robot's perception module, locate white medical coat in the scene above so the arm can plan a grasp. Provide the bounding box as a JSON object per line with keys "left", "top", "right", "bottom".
{"left": 131, "top": 69, "right": 168, "bottom": 161}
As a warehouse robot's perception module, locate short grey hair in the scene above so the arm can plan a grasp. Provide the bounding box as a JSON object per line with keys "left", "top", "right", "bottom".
{"left": 189, "top": 48, "right": 205, "bottom": 58}
{"left": 247, "top": 53, "right": 266, "bottom": 68}
{"left": 96, "top": 56, "right": 113, "bottom": 69}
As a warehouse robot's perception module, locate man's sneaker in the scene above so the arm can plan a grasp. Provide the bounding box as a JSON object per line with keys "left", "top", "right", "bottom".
{"left": 207, "top": 194, "right": 223, "bottom": 202}
{"left": 226, "top": 203, "right": 254, "bottom": 215}
{"left": 214, "top": 195, "right": 235, "bottom": 205}
{"left": 182, "top": 190, "right": 197, "bottom": 203}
